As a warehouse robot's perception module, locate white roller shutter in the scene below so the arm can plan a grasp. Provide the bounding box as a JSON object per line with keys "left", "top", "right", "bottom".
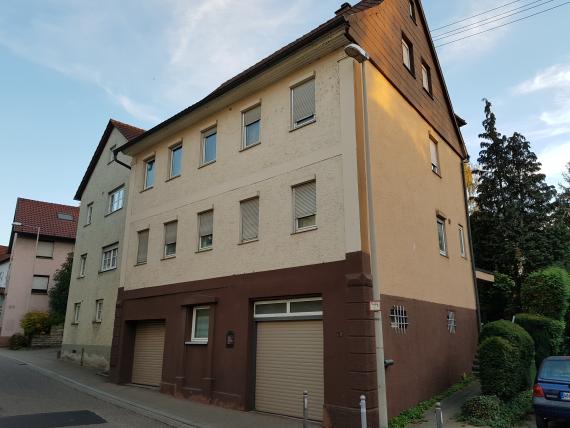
{"left": 131, "top": 321, "right": 166, "bottom": 387}
{"left": 255, "top": 320, "right": 324, "bottom": 421}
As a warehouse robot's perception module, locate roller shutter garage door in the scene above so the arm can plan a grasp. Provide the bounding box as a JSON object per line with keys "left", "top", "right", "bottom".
{"left": 255, "top": 320, "right": 324, "bottom": 421}
{"left": 131, "top": 321, "right": 165, "bottom": 387}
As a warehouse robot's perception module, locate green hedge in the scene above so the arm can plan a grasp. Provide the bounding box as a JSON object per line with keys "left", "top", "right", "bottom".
{"left": 480, "top": 320, "right": 535, "bottom": 389}
{"left": 9, "top": 334, "right": 29, "bottom": 350}
{"left": 461, "top": 395, "right": 502, "bottom": 424}
{"left": 478, "top": 273, "right": 516, "bottom": 322}
{"left": 20, "top": 311, "right": 50, "bottom": 337}
{"left": 515, "top": 313, "right": 565, "bottom": 369}
{"left": 460, "top": 391, "right": 532, "bottom": 428}
{"left": 521, "top": 267, "right": 570, "bottom": 320}
{"left": 479, "top": 336, "right": 520, "bottom": 400}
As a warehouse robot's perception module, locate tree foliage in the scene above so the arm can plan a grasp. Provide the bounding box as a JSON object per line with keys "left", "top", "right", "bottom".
{"left": 520, "top": 267, "right": 570, "bottom": 320}
{"left": 478, "top": 272, "right": 516, "bottom": 322}
{"left": 48, "top": 252, "right": 73, "bottom": 325}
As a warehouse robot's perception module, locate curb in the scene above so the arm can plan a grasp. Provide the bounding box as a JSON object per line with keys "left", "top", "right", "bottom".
{"left": 0, "top": 353, "right": 201, "bottom": 428}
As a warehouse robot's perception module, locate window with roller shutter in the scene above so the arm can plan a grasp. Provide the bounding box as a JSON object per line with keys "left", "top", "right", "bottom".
{"left": 198, "top": 210, "right": 214, "bottom": 250}
{"left": 240, "top": 197, "right": 259, "bottom": 242}
{"left": 291, "top": 78, "right": 315, "bottom": 129}
{"left": 163, "top": 222, "right": 177, "bottom": 258}
{"left": 242, "top": 105, "right": 261, "bottom": 149}
{"left": 137, "top": 229, "right": 149, "bottom": 264}
{"left": 293, "top": 181, "right": 316, "bottom": 232}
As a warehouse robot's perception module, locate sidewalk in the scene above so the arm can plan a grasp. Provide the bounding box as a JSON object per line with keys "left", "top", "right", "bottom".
{"left": 0, "top": 348, "right": 316, "bottom": 428}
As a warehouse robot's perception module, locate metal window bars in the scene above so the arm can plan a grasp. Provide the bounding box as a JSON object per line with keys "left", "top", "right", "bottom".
{"left": 447, "top": 311, "right": 457, "bottom": 334}
{"left": 389, "top": 305, "right": 408, "bottom": 334}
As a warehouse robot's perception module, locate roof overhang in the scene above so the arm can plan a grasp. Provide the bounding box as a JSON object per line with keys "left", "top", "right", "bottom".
{"left": 475, "top": 269, "right": 495, "bottom": 283}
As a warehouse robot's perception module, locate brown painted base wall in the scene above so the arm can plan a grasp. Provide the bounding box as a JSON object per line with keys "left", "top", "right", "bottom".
{"left": 110, "top": 252, "right": 477, "bottom": 426}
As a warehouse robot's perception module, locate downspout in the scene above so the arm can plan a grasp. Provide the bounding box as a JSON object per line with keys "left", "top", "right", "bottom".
{"left": 113, "top": 149, "right": 131, "bottom": 170}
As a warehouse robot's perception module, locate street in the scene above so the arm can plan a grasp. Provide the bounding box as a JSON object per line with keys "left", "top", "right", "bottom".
{"left": 0, "top": 354, "right": 171, "bottom": 428}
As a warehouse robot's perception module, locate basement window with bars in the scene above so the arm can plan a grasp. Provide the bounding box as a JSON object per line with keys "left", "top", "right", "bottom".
{"left": 390, "top": 305, "right": 408, "bottom": 334}
{"left": 447, "top": 311, "right": 457, "bottom": 334}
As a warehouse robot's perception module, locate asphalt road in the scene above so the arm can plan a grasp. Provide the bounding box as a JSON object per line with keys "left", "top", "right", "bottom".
{"left": 0, "top": 354, "right": 171, "bottom": 428}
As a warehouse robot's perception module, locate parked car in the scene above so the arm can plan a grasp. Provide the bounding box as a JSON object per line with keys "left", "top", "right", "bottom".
{"left": 533, "top": 356, "right": 570, "bottom": 427}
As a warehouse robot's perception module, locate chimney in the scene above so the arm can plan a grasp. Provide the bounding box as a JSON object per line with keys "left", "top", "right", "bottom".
{"left": 335, "top": 2, "right": 352, "bottom": 15}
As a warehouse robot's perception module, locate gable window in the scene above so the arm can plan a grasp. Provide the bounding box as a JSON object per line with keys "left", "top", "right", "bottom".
{"left": 409, "top": 0, "right": 416, "bottom": 22}
{"left": 201, "top": 127, "right": 217, "bottom": 166}
{"left": 430, "top": 137, "right": 440, "bottom": 175}
{"left": 109, "top": 145, "right": 116, "bottom": 163}
{"left": 101, "top": 244, "right": 118, "bottom": 271}
{"left": 421, "top": 62, "right": 432, "bottom": 94}
{"left": 291, "top": 78, "right": 316, "bottom": 129}
{"left": 447, "top": 311, "right": 457, "bottom": 334}
{"left": 79, "top": 254, "right": 87, "bottom": 277}
{"left": 74, "top": 303, "right": 81, "bottom": 324}
{"left": 164, "top": 221, "right": 177, "bottom": 258}
{"left": 108, "top": 186, "right": 124, "bottom": 213}
{"left": 240, "top": 197, "right": 259, "bottom": 242}
{"left": 437, "top": 217, "right": 447, "bottom": 256}
{"left": 459, "top": 226, "right": 466, "bottom": 258}
{"left": 402, "top": 36, "right": 414, "bottom": 73}
{"left": 187, "top": 306, "right": 210, "bottom": 344}
{"left": 254, "top": 297, "right": 322, "bottom": 319}
{"left": 198, "top": 210, "right": 214, "bottom": 251}
{"left": 57, "top": 213, "right": 74, "bottom": 221}
{"left": 169, "top": 144, "right": 182, "bottom": 178}
{"left": 86, "top": 203, "right": 93, "bottom": 225}
{"left": 390, "top": 305, "right": 408, "bottom": 334}
{"left": 293, "top": 180, "right": 317, "bottom": 232}
{"left": 242, "top": 105, "right": 261, "bottom": 149}
{"left": 37, "top": 241, "right": 54, "bottom": 258}
{"left": 137, "top": 229, "right": 149, "bottom": 264}
{"left": 95, "top": 299, "right": 103, "bottom": 322}
{"left": 144, "top": 158, "right": 155, "bottom": 189}
{"left": 32, "top": 275, "right": 49, "bottom": 294}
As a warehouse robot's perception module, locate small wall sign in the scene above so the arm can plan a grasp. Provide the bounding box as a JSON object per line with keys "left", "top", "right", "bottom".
{"left": 226, "top": 330, "right": 235, "bottom": 348}
{"left": 369, "top": 300, "right": 381, "bottom": 312}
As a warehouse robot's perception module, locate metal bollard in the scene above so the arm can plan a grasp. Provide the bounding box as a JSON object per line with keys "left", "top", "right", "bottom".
{"left": 303, "top": 390, "right": 309, "bottom": 428}
{"left": 435, "top": 402, "right": 443, "bottom": 428}
{"left": 359, "top": 395, "right": 367, "bottom": 428}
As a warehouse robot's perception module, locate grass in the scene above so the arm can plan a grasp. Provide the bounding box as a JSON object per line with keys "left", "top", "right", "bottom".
{"left": 388, "top": 374, "right": 474, "bottom": 428}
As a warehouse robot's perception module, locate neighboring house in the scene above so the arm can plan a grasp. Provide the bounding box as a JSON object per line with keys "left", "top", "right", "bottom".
{"left": 109, "top": 1, "right": 478, "bottom": 426}
{"left": 61, "top": 119, "right": 144, "bottom": 369}
{"left": 0, "top": 199, "right": 78, "bottom": 344}
{"left": 0, "top": 246, "right": 10, "bottom": 322}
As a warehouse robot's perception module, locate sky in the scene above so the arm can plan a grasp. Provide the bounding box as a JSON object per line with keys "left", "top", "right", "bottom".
{"left": 0, "top": 0, "right": 569, "bottom": 245}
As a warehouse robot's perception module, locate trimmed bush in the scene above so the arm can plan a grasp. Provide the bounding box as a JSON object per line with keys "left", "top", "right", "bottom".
{"left": 460, "top": 391, "right": 532, "bottom": 428}
{"left": 461, "top": 395, "right": 502, "bottom": 423}
{"left": 479, "top": 336, "right": 520, "bottom": 400}
{"left": 20, "top": 311, "right": 50, "bottom": 337}
{"left": 478, "top": 272, "right": 516, "bottom": 322}
{"left": 480, "top": 320, "right": 535, "bottom": 389}
{"left": 521, "top": 267, "right": 570, "bottom": 320}
{"left": 515, "top": 313, "right": 565, "bottom": 369}
{"left": 9, "top": 334, "right": 29, "bottom": 350}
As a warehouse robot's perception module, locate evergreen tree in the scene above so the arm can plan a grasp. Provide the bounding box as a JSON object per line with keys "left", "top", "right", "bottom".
{"left": 48, "top": 252, "right": 73, "bottom": 325}
{"left": 471, "top": 100, "right": 557, "bottom": 287}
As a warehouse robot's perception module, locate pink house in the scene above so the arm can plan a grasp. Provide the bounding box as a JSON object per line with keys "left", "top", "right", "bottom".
{"left": 0, "top": 198, "right": 79, "bottom": 344}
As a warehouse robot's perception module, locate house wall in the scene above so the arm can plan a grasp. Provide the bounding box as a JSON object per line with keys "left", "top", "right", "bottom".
{"left": 0, "top": 235, "right": 73, "bottom": 340}
{"left": 0, "top": 261, "right": 9, "bottom": 324}
{"left": 61, "top": 128, "right": 131, "bottom": 369}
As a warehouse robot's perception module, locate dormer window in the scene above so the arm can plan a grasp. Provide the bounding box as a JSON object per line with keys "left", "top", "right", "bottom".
{"left": 409, "top": 0, "right": 416, "bottom": 22}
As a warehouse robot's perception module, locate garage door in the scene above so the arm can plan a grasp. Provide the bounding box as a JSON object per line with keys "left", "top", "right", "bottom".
{"left": 131, "top": 321, "right": 165, "bottom": 387}
{"left": 255, "top": 320, "right": 324, "bottom": 421}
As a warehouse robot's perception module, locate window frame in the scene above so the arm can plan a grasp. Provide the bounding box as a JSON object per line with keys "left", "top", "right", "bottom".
{"left": 254, "top": 297, "right": 323, "bottom": 319}
{"left": 189, "top": 306, "right": 210, "bottom": 344}
{"left": 108, "top": 144, "right": 116, "bottom": 164}
{"left": 402, "top": 35, "right": 414, "bottom": 75}
{"left": 86, "top": 203, "right": 93, "bottom": 226}
{"left": 242, "top": 104, "right": 261, "bottom": 150}
{"left": 101, "top": 243, "right": 119, "bottom": 272}
{"left": 430, "top": 136, "right": 441, "bottom": 176}
{"left": 409, "top": 0, "right": 417, "bottom": 22}
{"left": 79, "top": 253, "right": 87, "bottom": 278}
{"left": 31, "top": 275, "right": 49, "bottom": 294}
{"left": 437, "top": 217, "right": 448, "bottom": 256}
{"left": 136, "top": 229, "right": 150, "bottom": 265}
{"left": 292, "top": 180, "right": 317, "bottom": 233}
{"left": 447, "top": 311, "right": 457, "bottom": 334}
{"left": 36, "top": 240, "right": 55, "bottom": 259}
{"left": 290, "top": 77, "right": 316, "bottom": 130}
{"left": 240, "top": 197, "right": 260, "bottom": 243}
{"left": 198, "top": 210, "right": 214, "bottom": 251}
{"left": 421, "top": 61, "right": 432, "bottom": 95}
{"left": 389, "top": 305, "right": 409, "bottom": 334}
{"left": 107, "top": 186, "right": 125, "bottom": 214}
{"left": 94, "top": 299, "right": 103, "bottom": 323}
{"left": 73, "top": 302, "right": 81, "bottom": 324}
{"left": 459, "top": 225, "right": 466, "bottom": 258}
{"left": 144, "top": 157, "right": 155, "bottom": 190}
{"left": 163, "top": 221, "right": 178, "bottom": 258}
{"left": 200, "top": 127, "right": 217, "bottom": 166}
{"left": 169, "top": 144, "right": 183, "bottom": 179}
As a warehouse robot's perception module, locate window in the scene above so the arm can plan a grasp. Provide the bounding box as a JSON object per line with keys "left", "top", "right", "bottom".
{"left": 144, "top": 158, "right": 155, "bottom": 189}
{"left": 37, "top": 241, "right": 54, "bottom": 258}
{"left": 240, "top": 197, "right": 259, "bottom": 242}
{"left": 402, "top": 37, "right": 413, "bottom": 73}
{"left": 254, "top": 297, "right": 323, "bottom": 319}
{"left": 198, "top": 210, "right": 214, "bottom": 250}
{"left": 390, "top": 305, "right": 408, "bottom": 334}
{"left": 447, "top": 311, "right": 457, "bottom": 334}
{"left": 108, "top": 186, "right": 124, "bottom": 213}
{"left": 101, "top": 244, "right": 118, "bottom": 271}
{"left": 95, "top": 299, "right": 103, "bottom": 322}
{"left": 164, "top": 221, "right": 177, "bottom": 257}
{"left": 459, "top": 226, "right": 466, "bottom": 258}
{"left": 291, "top": 78, "right": 316, "bottom": 129}
{"left": 430, "top": 138, "right": 440, "bottom": 175}
{"left": 86, "top": 203, "right": 93, "bottom": 225}
{"left": 201, "top": 127, "right": 217, "bottom": 165}
{"left": 109, "top": 145, "right": 116, "bottom": 163}
{"left": 409, "top": 0, "right": 416, "bottom": 21}
{"left": 293, "top": 181, "right": 317, "bottom": 232}
{"left": 242, "top": 105, "right": 261, "bottom": 149}
{"left": 74, "top": 303, "right": 81, "bottom": 324}
{"left": 57, "top": 213, "right": 74, "bottom": 221}
{"left": 421, "top": 62, "right": 432, "bottom": 94}
{"left": 79, "top": 254, "right": 87, "bottom": 277}
{"left": 169, "top": 145, "right": 182, "bottom": 178}
{"left": 32, "top": 275, "right": 49, "bottom": 294}
{"left": 437, "top": 217, "right": 447, "bottom": 256}
{"left": 137, "top": 229, "right": 149, "bottom": 264}
{"left": 190, "top": 306, "right": 210, "bottom": 343}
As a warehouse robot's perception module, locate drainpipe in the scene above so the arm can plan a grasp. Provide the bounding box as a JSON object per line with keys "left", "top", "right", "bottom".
{"left": 113, "top": 149, "right": 131, "bottom": 170}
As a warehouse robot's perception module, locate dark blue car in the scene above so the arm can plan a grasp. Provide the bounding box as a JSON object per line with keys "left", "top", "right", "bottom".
{"left": 533, "top": 356, "right": 570, "bottom": 427}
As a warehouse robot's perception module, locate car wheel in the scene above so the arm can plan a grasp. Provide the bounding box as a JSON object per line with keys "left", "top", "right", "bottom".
{"left": 535, "top": 416, "right": 548, "bottom": 428}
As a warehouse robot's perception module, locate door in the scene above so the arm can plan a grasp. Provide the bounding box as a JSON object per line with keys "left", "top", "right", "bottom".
{"left": 255, "top": 320, "right": 324, "bottom": 421}
{"left": 131, "top": 321, "right": 165, "bottom": 387}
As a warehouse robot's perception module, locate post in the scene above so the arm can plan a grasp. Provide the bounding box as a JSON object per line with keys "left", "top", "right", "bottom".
{"left": 303, "top": 390, "right": 308, "bottom": 428}
{"left": 435, "top": 402, "right": 443, "bottom": 428}
{"left": 360, "top": 394, "right": 367, "bottom": 428}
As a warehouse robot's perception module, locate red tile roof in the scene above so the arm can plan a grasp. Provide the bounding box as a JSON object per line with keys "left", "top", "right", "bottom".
{"left": 12, "top": 198, "right": 79, "bottom": 240}
{"left": 111, "top": 119, "right": 145, "bottom": 142}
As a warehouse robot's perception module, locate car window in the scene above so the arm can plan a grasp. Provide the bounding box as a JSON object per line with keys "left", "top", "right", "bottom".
{"left": 540, "top": 360, "right": 570, "bottom": 381}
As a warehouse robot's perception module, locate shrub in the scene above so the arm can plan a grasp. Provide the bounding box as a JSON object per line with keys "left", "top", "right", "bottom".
{"left": 478, "top": 273, "right": 516, "bottom": 322}
{"left": 521, "top": 267, "right": 570, "bottom": 320}
{"left": 479, "top": 336, "right": 520, "bottom": 400}
{"left": 9, "top": 333, "right": 29, "bottom": 350}
{"left": 20, "top": 311, "right": 50, "bottom": 337}
{"left": 515, "top": 313, "right": 565, "bottom": 369}
{"left": 461, "top": 395, "right": 502, "bottom": 423}
{"left": 460, "top": 391, "right": 532, "bottom": 428}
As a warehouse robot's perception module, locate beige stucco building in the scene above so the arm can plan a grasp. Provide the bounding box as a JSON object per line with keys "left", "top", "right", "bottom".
{"left": 109, "top": 1, "right": 478, "bottom": 427}
{"left": 61, "top": 120, "right": 143, "bottom": 369}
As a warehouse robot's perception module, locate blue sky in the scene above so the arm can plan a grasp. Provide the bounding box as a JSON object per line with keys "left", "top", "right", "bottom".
{"left": 1, "top": 0, "right": 569, "bottom": 245}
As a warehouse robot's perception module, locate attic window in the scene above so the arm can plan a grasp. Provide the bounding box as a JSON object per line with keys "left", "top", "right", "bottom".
{"left": 57, "top": 213, "right": 74, "bottom": 221}
{"left": 409, "top": 0, "right": 416, "bottom": 22}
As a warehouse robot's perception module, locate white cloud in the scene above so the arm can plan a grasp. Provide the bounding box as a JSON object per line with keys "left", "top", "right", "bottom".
{"left": 538, "top": 142, "right": 570, "bottom": 184}
{"left": 514, "top": 64, "right": 570, "bottom": 94}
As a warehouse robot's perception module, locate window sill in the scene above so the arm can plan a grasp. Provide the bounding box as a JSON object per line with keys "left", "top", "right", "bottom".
{"left": 140, "top": 186, "right": 154, "bottom": 194}
{"left": 184, "top": 340, "right": 208, "bottom": 345}
{"left": 98, "top": 268, "right": 117, "bottom": 274}
{"left": 83, "top": 223, "right": 91, "bottom": 228}
{"left": 404, "top": 65, "right": 416, "bottom": 79}
{"left": 196, "top": 247, "right": 213, "bottom": 254}
{"left": 134, "top": 261, "right": 147, "bottom": 267}
{"left": 71, "top": 322, "right": 79, "bottom": 326}
{"left": 289, "top": 118, "right": 316, "bottom": 133}
{"left": 77, "top": 276, "right": 85, "bottom": 280}
{"left": 198, "top": 160, "right": 216, "bottom": 169}
{"left": 239, "top": 141, "right": 261, "bottom": 152}
{"left": 292, "top": 226, "right": 318, "bottom": 235}
{"left": 165, "top": 174, "right": 181, "bottom": 183}
{"left": 31, "top": 291, "right": 48, "bottom": 295}
{"left": 439, "top": 252, "right": 449, "bottom": 259}
{"left": 92, "top": 320, "right": 102, "bottom": 324}
{"left": 432, "top": 169, "right": 442, "bottom": 178}
{"left": 161, "top": 255, "right": 176, "bottom": 261}
{"left": 36, "top": 256, "right": 53, "bottom": 260}
{"left": 238, "top": 238, "right": 259, "bottom": 245}
{"left": 423, "top": 87, "right": 434, "bottom": 99}
{"left": 104, "top": 207, "right": 123, "bottom": 217}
